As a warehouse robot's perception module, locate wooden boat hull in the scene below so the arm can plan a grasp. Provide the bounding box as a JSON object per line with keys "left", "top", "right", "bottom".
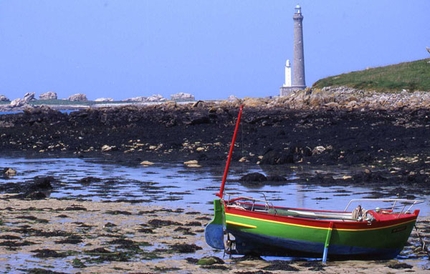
{"left": 206, "top": 199, "right": 419, "bottom": 260}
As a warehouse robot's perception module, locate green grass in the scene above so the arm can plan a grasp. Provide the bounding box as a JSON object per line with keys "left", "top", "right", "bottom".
{"left": 312, "top": 58, "right": 430, "bottom": 92}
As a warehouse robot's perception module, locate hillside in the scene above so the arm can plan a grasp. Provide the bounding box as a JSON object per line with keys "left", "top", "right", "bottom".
{"left": 313, "top": 58, "right": 430, "bottom": 92}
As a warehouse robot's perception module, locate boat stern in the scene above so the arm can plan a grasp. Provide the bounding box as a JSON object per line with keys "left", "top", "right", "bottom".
{"left": 204, "top": 199, "right": 225, "bottom": 250}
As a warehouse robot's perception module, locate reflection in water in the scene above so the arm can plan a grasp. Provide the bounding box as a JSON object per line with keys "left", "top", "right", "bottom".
{"left": 297, "top": 184, "right": 304, "bottom": 208}
{"left": 0, "top": 156, "right": 429, "bottom": 216}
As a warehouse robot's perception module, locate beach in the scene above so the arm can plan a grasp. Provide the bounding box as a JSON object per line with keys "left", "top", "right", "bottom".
{"left": 0, "top": 195, "right": 429, "bottom": 273}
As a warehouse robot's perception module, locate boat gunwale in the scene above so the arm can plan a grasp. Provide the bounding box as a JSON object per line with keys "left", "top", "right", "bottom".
{"left": 223, "top": 197, "right": 421, "bottom": 230}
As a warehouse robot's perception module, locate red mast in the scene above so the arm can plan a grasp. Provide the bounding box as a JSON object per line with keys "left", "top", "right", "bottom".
{"left": 216, "top": 105, "right": 243, "bottom": 198}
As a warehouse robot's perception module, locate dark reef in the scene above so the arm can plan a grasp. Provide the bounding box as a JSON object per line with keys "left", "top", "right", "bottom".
{"left": 1, "top": 103, "right": 430, "bottom": 192}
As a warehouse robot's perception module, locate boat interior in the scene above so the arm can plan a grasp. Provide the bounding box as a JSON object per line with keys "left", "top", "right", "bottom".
{"left": 224, "top": 195, "right": 423, "bottom": 222}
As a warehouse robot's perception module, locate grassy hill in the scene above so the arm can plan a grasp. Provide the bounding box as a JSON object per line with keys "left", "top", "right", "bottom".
{"left": 312, "top": 58, "right": 430, "bottom": 92}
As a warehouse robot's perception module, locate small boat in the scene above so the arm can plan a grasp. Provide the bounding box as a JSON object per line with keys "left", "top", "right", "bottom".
{"left": 205, "top": 105, "right": 423, "bottom": 262}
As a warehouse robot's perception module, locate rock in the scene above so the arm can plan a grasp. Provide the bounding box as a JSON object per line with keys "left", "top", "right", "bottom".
{"left": 23, "top": 92, "right": 35, "bottom": 102}
{"left": 140, "top": 160, "right": 154, "bottom": 166}
{"left": 238, "top": 156, "right": 248, "bottom": 162}
{"left": 39, "top": 91, "right": 57, "bottom": 100}
{"left": 32, "top": 176, "right": 54, "bottom": 190}
{"left": 243, "top": 97, "right": 268, "bottom": 107}
{"left": 192, "top": 100, "right": 203, "bottom": 107}
{"left": 25, "top": 191, "right": 49, "bottom": 199}
{"left": 10, "top": 92, "right": 35, "bottom": 107}
{"left": 122, "top": 95, "right": 166, "bottom": 102}
{"left": 187, "top": 115, "right": 211, "bottom": 125}
{"left": 68, "top": 93, "right": 88, "bottom": 101}
{"left": 123, "top": 96, "right": 147, "bottom": 102}
{"left": 170, "top": 92, "right": 195, "bottom": 101}
{"left": 3, "top": 167, "right": 17, "bottom": 176}
{"left": 184, "top": 160, "right": 199, "bottom": 165}
{"left": 101, "top": 145, "right": 116, "bottom": 152}
{"left": 312, "top": 146, "right": 326, "bottom": 155}
{"left": 239, "top": 172, "right": 267, "bottom": 182}
{"left": 95, "top": 98, "right": 114, "bottom": 102}
{"left": 197, "top": 256, "right": 224, "bottom": 265}
{"left": 386, "top": 261, "right": 413, "bottom": 269}
{"left": 22, "top": 176, "right": 55, "bottom": 199}
{"left": 146, "top": 94, "right": 166, "bottom": 102}
{"left": 227, "top": 95, "right": 240, "bottom": 102}
{"left": 184, "top": 160, "right": 201, "bottom": 168}
{"left": 260, "top": 150, "right": 294, "bottom": 165}
{"left": 10, "top": 98, "right": 26, "bottom": 108}
{"left": 0, "top": 95, "right": 10, "bottom": 102}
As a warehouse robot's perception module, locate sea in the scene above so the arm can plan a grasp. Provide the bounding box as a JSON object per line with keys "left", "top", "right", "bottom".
{"left": 1, "top": 155, "right": 429, "bottom": 217}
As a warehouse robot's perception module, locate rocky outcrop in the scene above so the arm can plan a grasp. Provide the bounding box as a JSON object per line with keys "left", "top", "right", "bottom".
{"left": 68, "top": 93, "right": 88, "bottom": 101}
{"left": 39, "top": 91, "right": 57, "bottom": 100}
{"left": 0, "top": 95, "right": 10, "bottom": 102}
{"left": 95, "top": 98, "right": 114, "bottom": 102}
{"left": 170, "top": 92, "right": 195, "bottom": 101}
{"left": 275, "top": 87, "right": 430, "bottom": 111}
{"left": 146, "top": 94, "right": 166, "bottom": 102}
{"left": 227, "top": 95, "right": 240, "bottom": 102}
{"left": 10, "top": 92, "right": 35, "bottom": 107}
{"left": 123, "top": 96, "right": 147, "bottom": 102}
{"left": 123, "top": 94, "right": 166, "bottom": 103}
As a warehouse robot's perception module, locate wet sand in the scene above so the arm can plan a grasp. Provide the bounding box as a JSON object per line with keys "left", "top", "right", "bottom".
{"left": 0, "top": 195, "right": 429, "bottom": 273}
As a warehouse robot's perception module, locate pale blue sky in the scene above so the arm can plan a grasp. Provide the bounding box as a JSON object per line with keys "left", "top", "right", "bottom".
{"left": 0, "top": 0, "right": 429, "bottom": 101}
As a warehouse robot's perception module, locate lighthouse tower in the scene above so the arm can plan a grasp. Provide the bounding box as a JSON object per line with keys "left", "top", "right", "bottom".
{"left": 292, "top": 5, "right": 306, "bottom": 88}
{"left": 280, "top": 5, "right": 306, "bottom": 96}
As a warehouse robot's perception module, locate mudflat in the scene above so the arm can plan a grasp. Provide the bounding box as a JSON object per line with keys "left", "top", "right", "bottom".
{"left": 0, "top": 196, "right": 429, "bottom": 273}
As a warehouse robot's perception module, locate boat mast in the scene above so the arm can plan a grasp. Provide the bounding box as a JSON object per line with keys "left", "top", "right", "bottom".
{"left": 216, "top": 105, "right": 243, "bottom": 198}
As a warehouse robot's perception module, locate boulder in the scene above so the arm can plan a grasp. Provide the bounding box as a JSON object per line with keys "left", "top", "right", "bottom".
{"left": 260, "top": 149, "right": 294, "bottom": 165}
{"left": 146, "top": 94, "right": 166, "bottom": 102}
{"left": 39, "top": 91, "right": 57, "bottom": 100}
{"left": 68, "top": 93, "right": 88, "bottom": 101}
{"left": 23, "top": 176, "right": 54, "bottom": 199}
{"left": 0, "top": 95, "right": 10, "bottom": 102}
{"left": 239, "top": 172, "right": 267, "bottom": 182}
{"left": 10, "top": 92, "right": 35, "bottom": 107}
{"left": 3, "top": 167, "right": 17, "bottom": 177}
{"left": 23, "top": 92, "right": 35, "bottom": 102}
{"left": 227, "top": 95, "right": 240, "bottom": 102}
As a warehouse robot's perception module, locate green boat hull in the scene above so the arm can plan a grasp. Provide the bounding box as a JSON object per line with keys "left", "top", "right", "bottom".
{"left": 206, "top": 199, "right": 419, "bottom": 260}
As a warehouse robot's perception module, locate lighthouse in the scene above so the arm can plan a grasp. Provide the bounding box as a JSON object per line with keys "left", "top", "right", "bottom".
{"left": 283, "top": 60, "right": 292, "bottom": 87}
{"left": 280, "top": 5, "right": 306, "bottom": 96}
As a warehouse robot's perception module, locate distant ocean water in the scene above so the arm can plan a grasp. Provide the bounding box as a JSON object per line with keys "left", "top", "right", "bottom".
{"left": 0, "top": 109, "right": 76, "bottom": 115}
{"left": 0, "top": 110, "right": 22, "bottom": 115}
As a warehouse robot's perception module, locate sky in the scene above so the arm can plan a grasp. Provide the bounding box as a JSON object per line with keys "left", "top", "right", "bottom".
{"left": 0, "top": 0, "right": 429, "bottom": 101}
